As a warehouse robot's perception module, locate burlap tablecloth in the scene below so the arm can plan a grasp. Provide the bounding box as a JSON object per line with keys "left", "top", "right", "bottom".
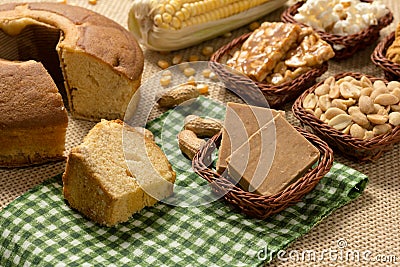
{"left": 0, "top": 0, "right": 399, "bottom": 266}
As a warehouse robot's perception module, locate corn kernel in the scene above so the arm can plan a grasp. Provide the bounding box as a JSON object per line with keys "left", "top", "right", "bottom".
{"left": 248, "top": 21, "right": 260, "bottom": 31}
{"left": 178, "top": 62, "right": 190, "bottom": 71}
{"left": 159, "top": 22, "right": 170, "bottom": 29}
{"left": 189, "top": 55, "right": 200, "bottom": 62}
{"left": 162, "top": 70, "right": 172, "bottom": 76}
{"left": 223, "top": 32, "right": 232, "bottom": 38}
{"left": 88, "top": 0, "right": 97, "bottom": 5}
{"left": 165, "top": 4, "right": 175, "bottom": 14}
{"left": 181, "top": 7, "right": 190, "bottom": 20}
{"left": 172, "top": 54, "right": 183, "bottom": 65}
{"left": 154, "top": 14, "right": 163, "bottom": 26}
{"left": 160, "top": 75, "right": 172, "bottom": 87}
{"left": 157, "top": 60, "right": 170, "bottom": 69}
{"left": 174, "top": 11, "right": 183, "bottom": 21}
{"left": 184, "top": 67, "right": 196, "bottom": 77}
{"left": 187, "top": 76, "right": 196, "bottom": 85}
{"left": 201, "top": 46, "right": 214, "bottom": 57}
{"left": 162, "top": 13, "right": 172, "bottom": 24}
{"left": 197, "top": 84, "right": 209, "bottom": 95}
{"left": 202, "top": 68, "right": 212, "bottom": 78}
{"left": 171, "top": 17, "right": 181, "bottom": 29}
{"left": 209, "top": 72, "right": 219, "bottom": 81}
{"left": 170, "top": 0, "right": 181, "bottom": 11}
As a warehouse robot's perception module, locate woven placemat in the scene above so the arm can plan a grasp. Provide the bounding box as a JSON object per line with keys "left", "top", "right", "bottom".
{"left": 0, "top": 0, "right": 399, "bottom": 266}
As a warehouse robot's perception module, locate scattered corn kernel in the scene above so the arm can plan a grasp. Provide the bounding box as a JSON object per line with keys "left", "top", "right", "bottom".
{"left": 202, "top": 68, "right": 212, "bottom": 78}
{"left": 248, "top": 21, "right": 260, "bottom": 31}
{"left": 183, "top": 67, "right": 196, "bottom": 77}
{"left": 189, "top": 55, "right": 200, "bottom": 62}
{"left": 172, "top": 54, "right": 183, "bottom": 65}
{"left": 223, "top": 32, "right": 232, "bottom": 38}
{"left": 157, "top": 60, "right": 170, "bottom": 69}
{"left": 88, "top": 0, "right": 97, "bottom": 5}
{"left": 178, "top": 61, "right": 190, "bottom": 71}
{"left": 209, "top": 72, "right": 219, "bottom": 81}
{"left": 187, "top": 76, "right": 196, "bottom": 85}
{"left": 201, "top": 46, "right": 214, "bottom": 57}
{"left": 160, "top": 75, "right": 172, "bottom": 86}
{"left": 162, "top": 70, "right": 172, "bottom": 76}
{"left": 197, "top": 84, "right": 209, "bottom": 95}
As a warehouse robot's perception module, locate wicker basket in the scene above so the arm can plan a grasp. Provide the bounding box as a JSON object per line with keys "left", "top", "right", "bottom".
{"left": 209, "top": 33, "right": 328, "bottom": 108}
{"left": 192, "top": 127, "right": 333, "bottom": 220}
{"left": 281, "top": 0, "right": 394, "bottom": 60}
{"left": 292, "top": 72, "right": 400, "bottom": 162}
{"left": 371, "top": 31, "right": 400, "bottom": 81}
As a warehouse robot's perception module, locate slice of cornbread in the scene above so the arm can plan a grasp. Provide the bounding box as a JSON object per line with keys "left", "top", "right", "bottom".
{"left": 62, "top": 120, "right": 176, "bottom": 227}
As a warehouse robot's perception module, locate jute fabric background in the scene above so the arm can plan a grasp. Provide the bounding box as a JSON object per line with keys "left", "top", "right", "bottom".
{"left": 0, "top": 0, "right": 399, "bottom": 266}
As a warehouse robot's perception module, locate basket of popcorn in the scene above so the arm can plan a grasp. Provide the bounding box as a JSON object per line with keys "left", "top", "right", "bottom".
{"left": 210, "top": 22, "right": 334, "bottom": 107}
{"left": 292, "top": 72, "right": 400, "bottom": 161}
{"left": 282, "top": 0, "right": 393, "bottom": 60}
{"left": 371, "top": 23, "right": 400, "bottom": 81}
{"left": 192, "top": 102, "right": 333, "bottom": 219}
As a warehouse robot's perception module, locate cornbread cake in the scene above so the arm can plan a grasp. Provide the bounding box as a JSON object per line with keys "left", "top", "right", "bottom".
{"left": 0, "top": 2, "right": 144, "bottom": 121}
{"left": 216, "top": 102, "right": 284, "bottom": 174}
{"left": 62, "top": 120, "right": 176, "bottom": 227}
{"left": 0, "top": 59, "right": 68, "bottom": 167}
{"left": 227, "top": 114, "right": 320, "bottom": 196}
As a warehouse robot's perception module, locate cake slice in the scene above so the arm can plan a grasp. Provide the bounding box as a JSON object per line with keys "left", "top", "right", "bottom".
{"left": 62, "top": 120, "right": 176, "bottom": 227}
{"left": 0, "top": 59, "right": 68, "bottom": 167}
{"left": 226, "top": 114, "right": 320, "bottom": 196}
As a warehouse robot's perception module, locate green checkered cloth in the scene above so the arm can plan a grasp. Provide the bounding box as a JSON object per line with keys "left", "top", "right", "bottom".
{"left": 0, "top": 97, "right": 368, "bottom": 266}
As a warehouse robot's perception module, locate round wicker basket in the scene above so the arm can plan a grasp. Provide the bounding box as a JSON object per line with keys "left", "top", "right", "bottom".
{"left": 209, "top": 33, "right": 328, "bottom": 108}
{"left": 281, "top": 0, "right": 394, "bottom": 60}
{"left": 371, "top": 31, "right": 400, "bottom": 81}
{"left": 292, "top": 72, "right": 400, "bottom": 162}
{"left": 192, "top": 128, "right": 333, "bottom": 220}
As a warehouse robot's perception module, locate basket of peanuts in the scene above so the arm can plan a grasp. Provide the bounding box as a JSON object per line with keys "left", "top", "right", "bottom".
{"left": 281, "top": 0, "right": 393, "bottom": 60}
{"left": 371, "top": 24, "right": 400, "bottom": 81}
{"left": 292, "top": 72, "right": 400, "bottom": 161}
{"left": 210, "top": 21, "right": 334, "bottom": 107}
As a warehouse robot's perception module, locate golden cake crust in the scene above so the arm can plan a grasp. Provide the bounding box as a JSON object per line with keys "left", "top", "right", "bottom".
{"left": 0, "top": 59, "right": 67, "bottom": 129}
{"left": 0, "top": 2, "right": 143, "bottom": 81}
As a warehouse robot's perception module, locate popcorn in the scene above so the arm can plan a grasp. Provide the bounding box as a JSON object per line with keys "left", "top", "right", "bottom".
{"left": 294, "top": 0, "right": 389, "bottom": 36}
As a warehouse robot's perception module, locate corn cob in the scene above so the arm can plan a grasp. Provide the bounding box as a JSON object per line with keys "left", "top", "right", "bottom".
{"left": 128, "top": 0, "right": 287, "bottom": 51}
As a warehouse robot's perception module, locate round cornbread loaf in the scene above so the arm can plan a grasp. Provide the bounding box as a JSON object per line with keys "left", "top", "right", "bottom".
{"left": 0, "top": 2, "right": 144, "bottom": 121}
{"left": 0, "top": 59, "right": 68, "bottom": 167}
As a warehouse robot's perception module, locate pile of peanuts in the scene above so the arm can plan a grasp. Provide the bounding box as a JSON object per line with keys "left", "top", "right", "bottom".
{"left": 303, "top": 75, "right": 400, "bottom": 139}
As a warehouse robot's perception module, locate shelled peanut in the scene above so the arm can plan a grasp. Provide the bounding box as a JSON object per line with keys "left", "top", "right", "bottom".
{"left": 303, "top": 75, "right": 400, "bottom": 139}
